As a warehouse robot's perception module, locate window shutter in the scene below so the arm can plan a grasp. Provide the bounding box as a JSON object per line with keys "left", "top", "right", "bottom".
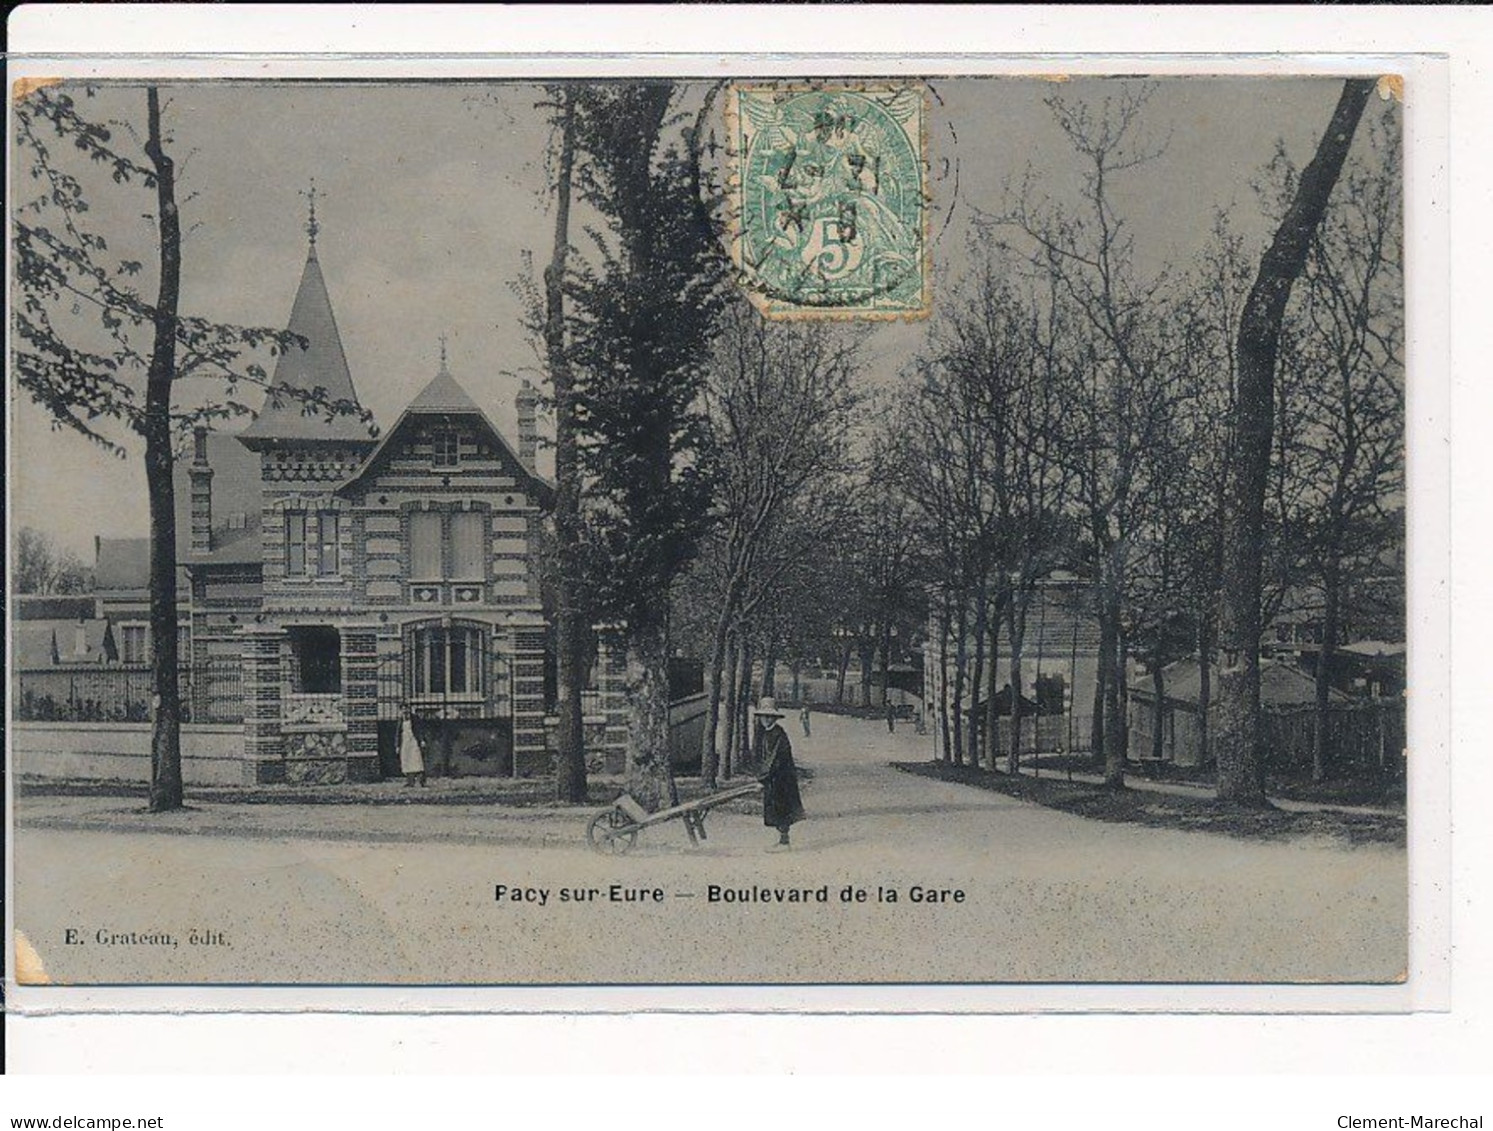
{"left": 411, "top": 511, "right": 443, "bottom": 580}
{"left": 451, "top": 510, "right": 485, "bottom": 580}
{"left": 318, "top": 511, "right": 340, "bottom": 576}
{"left": 286, "top": 512, "right": 307, "bottom": 576}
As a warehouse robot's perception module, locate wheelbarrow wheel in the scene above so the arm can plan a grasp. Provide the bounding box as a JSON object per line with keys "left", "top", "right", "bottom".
{"left": 587, "top": 808, "right": 638, "bottom": 855}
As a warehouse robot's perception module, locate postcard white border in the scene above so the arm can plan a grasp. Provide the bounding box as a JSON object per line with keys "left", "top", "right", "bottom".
{"left": 3, "top": 2, "right": 1482, "bottom": 1078}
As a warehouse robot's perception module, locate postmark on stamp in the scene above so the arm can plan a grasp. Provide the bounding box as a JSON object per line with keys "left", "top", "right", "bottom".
{"left": 727, "top": 82, "right": 930, "bottom": 320}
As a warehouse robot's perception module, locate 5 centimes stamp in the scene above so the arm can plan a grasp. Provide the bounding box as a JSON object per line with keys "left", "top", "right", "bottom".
{"left": 727, "top": 82, "right": 930, "bottom": 319}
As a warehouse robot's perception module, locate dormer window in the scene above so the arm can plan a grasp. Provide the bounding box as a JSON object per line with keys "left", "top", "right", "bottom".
{"left": 433, "top": 429, "right": 460, "bottom": 468}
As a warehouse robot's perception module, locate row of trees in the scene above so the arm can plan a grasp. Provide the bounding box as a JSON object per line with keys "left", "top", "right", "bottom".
{"left": 893, "top": 82, "right": 1398, "bottom": 796}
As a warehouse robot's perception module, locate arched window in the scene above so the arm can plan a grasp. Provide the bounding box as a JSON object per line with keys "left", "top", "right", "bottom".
{"left": 409, "top": 622, "right": 485, "bottom": 697}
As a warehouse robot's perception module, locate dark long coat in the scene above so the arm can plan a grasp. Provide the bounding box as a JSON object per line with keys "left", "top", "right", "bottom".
{"left": 758, "top": 724, "right": 805, "bottom": 829}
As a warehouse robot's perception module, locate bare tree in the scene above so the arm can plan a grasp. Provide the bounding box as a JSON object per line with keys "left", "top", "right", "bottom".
{"left": 1214, "top": 78, "right": 1374, "bottom": 805}
{"left": 1276, "top": 107, "right": 1404, "bottom": 782}
{"left": 992, "top": 83, "right": 1178, "bottom": 787}
{"left": 13, "top": 528, "right": 89, "bottom": 595}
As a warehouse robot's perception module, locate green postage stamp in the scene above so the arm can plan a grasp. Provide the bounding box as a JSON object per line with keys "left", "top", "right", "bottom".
{"left": 728, "top": 82, "right": 931, "bottom": 319}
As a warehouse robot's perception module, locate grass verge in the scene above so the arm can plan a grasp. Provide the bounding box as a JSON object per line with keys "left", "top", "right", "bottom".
{"left": 891, "top": 760, "right": 1405, "bottom": 847}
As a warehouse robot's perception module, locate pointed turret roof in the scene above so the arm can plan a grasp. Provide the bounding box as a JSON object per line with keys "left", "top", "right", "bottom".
{"left": 240, "top": 245, "right": 375, "bottom": 446}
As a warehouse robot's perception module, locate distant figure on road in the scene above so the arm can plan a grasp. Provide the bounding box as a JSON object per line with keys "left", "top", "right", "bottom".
{"left": 399, "top": 706, "right": 426, "bottom": 788}
{"left": 886, "top": 699, "right": 896, "bottom": 733}
{"left": 756, "top": 697, "right": 804, "bottom": 851}
{"left": 799, "top": 705, "right": 811, "bottom": 737}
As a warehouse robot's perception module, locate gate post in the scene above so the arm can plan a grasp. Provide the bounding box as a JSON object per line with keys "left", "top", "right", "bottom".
{"left": 242, "top": 624, "right": 285, "bottom": 784}
{"left": 511, "top": 618, "right": 549, "bottom": 777}
{"left": 343, "top": 626, "right": 380, "bottom": 783}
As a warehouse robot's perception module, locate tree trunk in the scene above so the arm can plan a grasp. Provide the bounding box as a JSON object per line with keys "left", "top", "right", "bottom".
{"left": 878, "top": 618, "right": 893, "bottom": 711}
{"left": 1090, "top": 582, "right": 1112, "bottom": 772}
{"left": 721, "top": 629, "right": 739, "bottom": 781}
{"left": 1197, "top": 612, "right": 1213, "bottom": 766}
{"left": 1005, "top": 593, "right": 1027, "bottom": 776}
{"left": 761, "top": 634, "right": 778, "bottom": 701}
{"left": 950, "top": 590, "right": 969, "bottom": 766}
{"left": 835, "top": 638, "right": 852, "bottom": 705}
{"left": 985, "top": 614, "right": 1001, "bottom": 771}
{"left": 1101, "top": 580, "right": 1126, "bottom": 788}
{"left": 143, "top": 88, "right": 183, "bottom": 814}
{"left": 937, "top": 596, "right": 953, "bottom": 762}
{"left": 1215, "top": 78, "right": 1371, "bottom": 805}
{"left": 1111, "top": 619, "right": 1130, "bottom": 779}
{"left": 701, "top": 603, "right": 734, "bottom": 787}
{"left": 736, "top": 632, "right": 756, "bottom": 770}
{"left": 545, "top": 88, "right": 589, "bottom": 804}
{"left": 623, "top": 609, "right": 675, "bottom": 811}
{"left": 967, "top": 586, "right": 988, "bottom": 768}
{"left": 1314, "top": 559, "right": 1342, "bottom": 784}
{"left": 1151, "top": 646, "right": 1167, "bottom": 763}
{"left": 857, "top": 637, "right": 874, "bottom": 708}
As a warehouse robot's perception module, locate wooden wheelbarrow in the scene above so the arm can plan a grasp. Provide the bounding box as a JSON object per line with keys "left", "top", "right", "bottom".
{"left": 585, "top": 782, "right": 763, "bottom": 854}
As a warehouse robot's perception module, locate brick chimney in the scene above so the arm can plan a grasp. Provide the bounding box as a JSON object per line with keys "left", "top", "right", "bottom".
{"left": 189, "top": 426, "right": 214, "bottom": 555}
{"left": 516, "top": 379, "right": 539, "bottom": 474}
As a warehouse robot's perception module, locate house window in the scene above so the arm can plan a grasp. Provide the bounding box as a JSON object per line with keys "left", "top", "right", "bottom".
{"left": 433, "top": 430, "right": 460, "bottom": 468}
{"left": 411, "top": 624, "right": 484, "bottom": 697}
{"left": 120, "top": 624, "right": 149, "bottom": 665}
{"left": 407, "top": 508, "right": 487, "bottom": 582}
{"left": 286, "top": 509, "right": 341, "bottom": 577}
{"left": 288, "top": 626, "right": 341, "bottom": 694}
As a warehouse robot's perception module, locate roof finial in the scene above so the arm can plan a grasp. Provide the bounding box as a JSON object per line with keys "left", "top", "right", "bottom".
{"left": 300, "top": 177, "right": 320, "bottom": 251}
{"left": 438, "top": 333, "right": 450, "bottom": 374}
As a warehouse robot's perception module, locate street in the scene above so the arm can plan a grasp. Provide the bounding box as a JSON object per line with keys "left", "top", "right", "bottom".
{"left": 12, "top": 714, "right": 1406, "bottom": 985}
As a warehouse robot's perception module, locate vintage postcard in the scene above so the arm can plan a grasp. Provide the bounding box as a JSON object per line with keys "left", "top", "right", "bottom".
{"left": 6, "top": 65, "right": 1416, "bottom": 1002}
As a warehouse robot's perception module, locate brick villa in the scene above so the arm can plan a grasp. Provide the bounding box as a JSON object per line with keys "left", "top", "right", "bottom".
{"left": 92, "top": 231, "right": 560, "bottom": 783}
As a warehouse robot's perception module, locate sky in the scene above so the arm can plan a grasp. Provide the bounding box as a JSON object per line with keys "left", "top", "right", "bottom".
{"left": 7, "top": 76, "right": 1397, "bottom": 558}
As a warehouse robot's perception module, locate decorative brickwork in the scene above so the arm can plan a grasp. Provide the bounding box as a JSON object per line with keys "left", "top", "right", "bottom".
{"left": 342, "top": 626, "right": 380, "bottom": 771}
{"left": 241, "top": 625, "right": 285, "bottom": 784}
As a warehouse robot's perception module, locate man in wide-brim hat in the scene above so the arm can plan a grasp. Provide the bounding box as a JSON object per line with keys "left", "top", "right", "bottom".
{"left": 755, "top": 697, "right": 805, "bottom": 850}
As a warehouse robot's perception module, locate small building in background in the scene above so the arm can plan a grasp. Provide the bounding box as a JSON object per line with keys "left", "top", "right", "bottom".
{"left": 1127, "top": 656, "right": 1400, "bottom": 778}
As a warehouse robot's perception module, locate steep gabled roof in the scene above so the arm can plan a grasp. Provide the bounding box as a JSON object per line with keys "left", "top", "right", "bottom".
{"left": 337, "top": 364, "right": 554, "bottom": 507}
{"left": 239, "top": 248, "right": 376, "bottom": 446}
